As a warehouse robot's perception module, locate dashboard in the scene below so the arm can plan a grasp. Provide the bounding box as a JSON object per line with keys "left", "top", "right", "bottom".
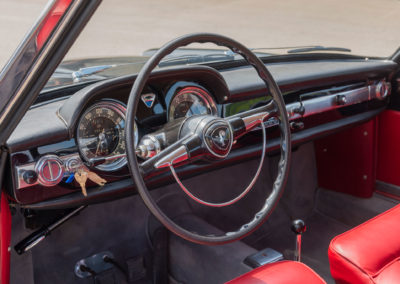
{"left": 5, "top": 58, "right": 398, "bottom": 209}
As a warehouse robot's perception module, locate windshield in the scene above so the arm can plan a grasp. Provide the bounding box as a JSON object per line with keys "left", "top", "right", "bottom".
{"left": 65, "top": 0, "right": 399, "bottom": 58}
{"left": 1, "top": 0, "right": 399, "bottom": 89}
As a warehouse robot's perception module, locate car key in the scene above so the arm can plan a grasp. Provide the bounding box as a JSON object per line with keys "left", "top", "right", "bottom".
{"left": 75, "top": 170, "right": 88, "bottom": 196}
{"left": 87, "top": 171, "right": 107, "bottom": 186}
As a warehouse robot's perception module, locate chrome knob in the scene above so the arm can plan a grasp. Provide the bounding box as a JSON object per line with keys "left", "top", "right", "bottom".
{"left": 136, "top": 135, "right": 161, "bottom": 159}
{"left": 376, "top": 80, "right": 390, "bottom": 100}
{"left": 65, "top": 157, "right": 83, "bottom": 173}
{"left": 35, "top": 155, "right": 65, "bottom": 187}
{"left": 336, "top": 94, "right": 347, "bottom": 105}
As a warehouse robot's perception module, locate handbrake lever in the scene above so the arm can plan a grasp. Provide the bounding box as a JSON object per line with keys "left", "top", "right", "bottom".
{"left": 14, "top": 205, "right": 86, "bottom": 254}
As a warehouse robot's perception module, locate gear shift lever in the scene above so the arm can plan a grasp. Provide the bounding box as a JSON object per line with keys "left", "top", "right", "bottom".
{"left": 291, "top": 219, "right": 306, "bottom": 262}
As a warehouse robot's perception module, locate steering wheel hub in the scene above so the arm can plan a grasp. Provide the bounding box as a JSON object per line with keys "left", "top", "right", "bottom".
{"left": 204, "top": 120, "right": 233, "bottom": 158}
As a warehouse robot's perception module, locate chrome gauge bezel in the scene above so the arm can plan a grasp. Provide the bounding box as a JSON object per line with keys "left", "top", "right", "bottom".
{"left": 168, "top": 86, "right": 217, "bottom": 121}
{"left": 76, "top": 100, "right": 138, "bottom": 172}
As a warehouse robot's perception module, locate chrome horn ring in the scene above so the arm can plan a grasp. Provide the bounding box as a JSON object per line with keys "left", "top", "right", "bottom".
{"left": 169, "top": 117, "right": 267, "bottom": 207}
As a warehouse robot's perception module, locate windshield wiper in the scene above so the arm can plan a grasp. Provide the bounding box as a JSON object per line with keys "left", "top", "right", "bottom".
{"left": 251, "top": 45, "right": 351, "bottom": 54}
{"left": 287, "top": 46, "right": 351, "bottom": 54}
{"left": 72, "top": 65, "right": 115, "bottom": 82}
{"left": 158, "top": 53, "right": 235, "bottom": 67}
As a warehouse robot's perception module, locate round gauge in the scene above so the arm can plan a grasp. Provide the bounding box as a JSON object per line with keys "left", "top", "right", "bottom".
{"left": 168, "top": 86, "right": 217, "bottom": 120}
{"left": 76, "top": 100, "right": 138, "bottom": 171}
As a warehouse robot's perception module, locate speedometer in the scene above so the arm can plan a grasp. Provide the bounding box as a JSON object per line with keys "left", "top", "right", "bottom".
{"left": 169, "top": 86, "right": 217, "bottom": 120}
{"left": 76, "top": 100, "right": 138, "bottom": 171}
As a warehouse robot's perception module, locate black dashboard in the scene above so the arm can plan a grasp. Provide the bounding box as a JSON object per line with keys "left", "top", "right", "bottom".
{"left": 6, "top": 58, "right": 398, "bottom": 209}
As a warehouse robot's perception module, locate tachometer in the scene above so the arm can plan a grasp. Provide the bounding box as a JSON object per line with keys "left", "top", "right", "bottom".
{"left": 169, "top": 86, "right": 217, "bottom": 120}
{"left": 76, "top": 100, "right": 138, "bottom": 171}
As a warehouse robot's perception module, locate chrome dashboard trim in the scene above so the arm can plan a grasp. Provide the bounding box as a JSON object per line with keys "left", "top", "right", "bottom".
{"left": 258, "top": 81, "right": 389, "bottom": 129}
{"left": 15, "top": 153, "right": 83, "bottom": 190}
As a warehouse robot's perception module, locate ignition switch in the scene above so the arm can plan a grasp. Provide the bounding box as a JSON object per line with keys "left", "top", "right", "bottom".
{"left": 290, "top": 121, "right": 304, "bottom": 131}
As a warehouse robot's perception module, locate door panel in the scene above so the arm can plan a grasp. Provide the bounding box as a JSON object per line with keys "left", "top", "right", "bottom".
{"left": 0, "top": 192, "right": 12, "bottom": 284}
{"left": 376, "top": 110, "right": 400, "bottom": 192}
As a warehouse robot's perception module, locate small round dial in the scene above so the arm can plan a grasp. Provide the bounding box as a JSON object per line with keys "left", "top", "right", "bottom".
{"left": 76, "top": 100, "right": 138, "bottom": 171}
{"left": 169, "top": 87, "right": 217, "bottom": 120}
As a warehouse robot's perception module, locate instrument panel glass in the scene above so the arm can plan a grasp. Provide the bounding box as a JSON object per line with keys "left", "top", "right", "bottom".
{"left": 76, "top": 100, "right": 138, "bottom": 171}
{"left": 168, "top": 86, "right": 217, "bottom": 120}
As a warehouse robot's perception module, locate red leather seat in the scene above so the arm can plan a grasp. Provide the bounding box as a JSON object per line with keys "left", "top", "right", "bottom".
{"left": 329, "top": 204, "right": 400, "bottom": 283}
{"left": 226, "top": 260, "right": 326, "bottom": 284}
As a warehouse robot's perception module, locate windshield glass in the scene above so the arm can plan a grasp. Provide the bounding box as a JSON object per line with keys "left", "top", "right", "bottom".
{"left": 1, "top": 0, "right": 399, "bottom": 89}
{"left": 66, "top": 0, "right": 399, "bottom": 58}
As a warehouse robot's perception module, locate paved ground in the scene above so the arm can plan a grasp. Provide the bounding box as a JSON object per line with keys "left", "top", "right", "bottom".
{"left": 0, "top": 0, "right": 399, "bottom": 68}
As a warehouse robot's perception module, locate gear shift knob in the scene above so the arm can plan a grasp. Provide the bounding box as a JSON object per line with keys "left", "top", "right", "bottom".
{"left": 291, "top": 219, "right": 306, "bottom": 234}
{"left": 291, "top": 219, "right": 306, "bottom": 262}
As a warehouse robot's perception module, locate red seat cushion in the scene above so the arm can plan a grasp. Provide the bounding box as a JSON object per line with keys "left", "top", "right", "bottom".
{"left": 226, "top": 260, "right": 326, "bottom": 284}
{"left": 329, "top": 204, "right": 400, "bottom": 284}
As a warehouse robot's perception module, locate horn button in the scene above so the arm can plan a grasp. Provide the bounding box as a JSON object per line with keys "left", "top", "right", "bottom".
{"left": 204, "top": 121, "right": 233, "bottom": 158}
{"left": 178, "top": 116, "right": 234, "bottom": 159}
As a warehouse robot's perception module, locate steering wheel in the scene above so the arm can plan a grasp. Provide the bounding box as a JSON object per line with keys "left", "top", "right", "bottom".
{"left": 125, "top": 33, "right": 291, "bottom": 245}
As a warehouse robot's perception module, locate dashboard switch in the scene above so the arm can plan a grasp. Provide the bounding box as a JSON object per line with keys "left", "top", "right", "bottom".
{"left": 23, "top": 170, "right": 37, "bottom": 185}
{"left": 35, "top": 155, "right": 65, "bottom": 187}
{"left": 375, "top": 80, "right": 390, "bottom": 100}
{"left": 290, "top": 121, "right": 304, "bottom": 131}
{"left": 336, "top": 94, "right": 347, "bottom": 105}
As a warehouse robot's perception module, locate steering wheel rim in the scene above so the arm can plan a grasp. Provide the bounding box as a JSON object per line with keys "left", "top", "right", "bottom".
{"left": 126, "top": 33, "right": 291, "bottom": 245}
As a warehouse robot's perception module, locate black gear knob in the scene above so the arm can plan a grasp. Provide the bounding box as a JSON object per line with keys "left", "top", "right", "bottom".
{"left": 291, "top": 219, "right": 306, "bottom": 235}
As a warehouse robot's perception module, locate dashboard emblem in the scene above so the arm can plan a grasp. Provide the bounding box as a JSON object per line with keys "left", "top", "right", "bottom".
{"left": 141, "top": 93, "right": 156, "bottom": 108}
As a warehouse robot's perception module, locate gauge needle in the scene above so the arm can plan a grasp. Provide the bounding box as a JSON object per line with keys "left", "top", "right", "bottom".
{"left": 95, "top": 129, "right": 105, "bottom": 155}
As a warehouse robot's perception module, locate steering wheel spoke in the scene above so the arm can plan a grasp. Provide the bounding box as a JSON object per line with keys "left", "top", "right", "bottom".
{"left": 228, "top": 100, "right": 278, "bottom": 140}
{"left": 140, "top": 134, "right": 201, "bottom": 176}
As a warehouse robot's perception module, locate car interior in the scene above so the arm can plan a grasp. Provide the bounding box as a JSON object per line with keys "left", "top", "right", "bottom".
{"left": 2, "top": 1, "right": 400, "bottom": 284}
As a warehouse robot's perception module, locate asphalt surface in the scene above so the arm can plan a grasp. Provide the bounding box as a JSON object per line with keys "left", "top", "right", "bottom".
{"left": 0, "top": 0, "right": 399, "bottom": 69}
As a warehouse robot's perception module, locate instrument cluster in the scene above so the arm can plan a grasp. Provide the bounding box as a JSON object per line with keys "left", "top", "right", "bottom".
{"left": 11, "top": 82, "right": 219, "bottom": 204}
{"left": 75, "top": 84, "right": 218, "bottom": 172}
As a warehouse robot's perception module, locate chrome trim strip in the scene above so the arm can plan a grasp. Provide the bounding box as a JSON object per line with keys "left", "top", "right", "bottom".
{"left": 288, "top": 86, "right": 371, "bottom": 120}
{"left": 257, "top": 82, "right": 389, "bottom": 130}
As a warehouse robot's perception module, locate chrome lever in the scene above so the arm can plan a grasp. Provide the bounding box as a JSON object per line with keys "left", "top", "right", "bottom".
{"left": 87, "top": 153, "right": 126, "bottom": 167}
{"left": 291, "top": 219, "right": 306, "bottom": 262}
